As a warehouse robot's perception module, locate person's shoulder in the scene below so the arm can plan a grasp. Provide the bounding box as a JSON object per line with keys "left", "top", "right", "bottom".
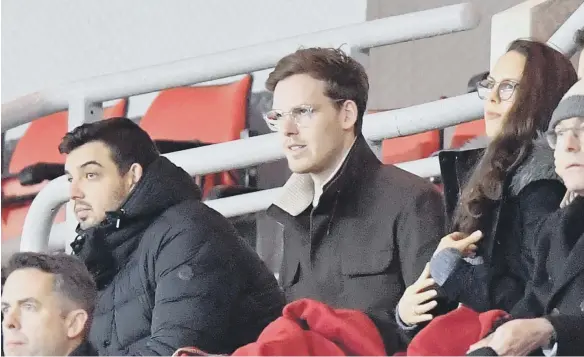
{"left": 376, "top": 163, "right": 442, "bottom": 198}
{"left": 510, "top": 136, "right": 561, "bottom": 196}
{"left": 145, "top": 199, "right": 237, "bottom": 244}
{"left": 161, "top": 198, "right": 217, "bottom": 220}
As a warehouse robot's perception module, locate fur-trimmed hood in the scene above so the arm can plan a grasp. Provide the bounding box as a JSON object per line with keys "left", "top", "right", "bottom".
{"left": 453, "top": 134, "right": 559, "bottom": 196}
{"left": 508, "top": 134, "right": 560, "bottom": 196}
{"left": 439, "top": 134, "right": 561, "bottom": 203}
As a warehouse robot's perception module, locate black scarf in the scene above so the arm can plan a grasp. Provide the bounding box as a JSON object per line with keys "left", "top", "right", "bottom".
{"left": 70, "top": 210, "right": 153, "bottom": 290}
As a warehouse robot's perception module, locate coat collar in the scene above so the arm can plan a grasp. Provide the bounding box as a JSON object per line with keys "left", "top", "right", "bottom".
{"left": 440, "top": 135, "right": 561, "bottom": 199}
{"left": 508, "top": 135, "right": 560, "bottom": 196}
{"left": 270, "top": 134, "right": 381, "bottom": 217}
{"left": 68, "top": 340, "right": 98, "bottom": 356}
{"left": 547, "top": 196, "right": 584, "bottom": 303}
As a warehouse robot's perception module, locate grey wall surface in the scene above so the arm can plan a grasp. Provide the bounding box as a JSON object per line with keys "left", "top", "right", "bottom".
{"left": 366, "top": 0, "right": 527, "bottom": 110}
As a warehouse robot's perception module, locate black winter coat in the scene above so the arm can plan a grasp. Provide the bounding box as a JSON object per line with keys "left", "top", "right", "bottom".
{"left": 71, "top": 157, "right": 285, "bottom": 356}
{"left": 267, "top": 134, "right": 447, "bottom": 353}
{"left": 438, "top": 137, "right": 566, "bottom": 312}
{"left": 498, "top": 196, "right": 584, "bottom": 356}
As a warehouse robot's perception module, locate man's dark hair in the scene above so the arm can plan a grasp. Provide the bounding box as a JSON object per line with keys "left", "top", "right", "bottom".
{"left": 266, "top": 47, "right": 369, "bottom": 134}
{"left": 59, "top": 117, "right": 160, "bottom": 174}
{"left": 3, "top": 252, "right": 97, "bottom": 318}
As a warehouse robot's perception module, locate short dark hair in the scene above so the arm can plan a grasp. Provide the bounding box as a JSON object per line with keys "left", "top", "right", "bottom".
{"left": 59, "top": 117, "right": 160, "bottom": 174}
{"left": 266, "top": 47, "right": 369, "bottom": 134}
{"left": 3, "top": 252, "right": 97, "bottom": 317}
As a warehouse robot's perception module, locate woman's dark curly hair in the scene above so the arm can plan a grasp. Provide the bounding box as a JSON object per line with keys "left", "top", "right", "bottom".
{"left": 453, "top": 39, "right": 578, "bottom": 234}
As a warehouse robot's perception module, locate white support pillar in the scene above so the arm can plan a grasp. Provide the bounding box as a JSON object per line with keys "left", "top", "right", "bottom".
{"left": 67, "top": 98, "right": 104, "bottom": 130}
{"left": 490, "top": 0, "right": 583, "bottom": 70}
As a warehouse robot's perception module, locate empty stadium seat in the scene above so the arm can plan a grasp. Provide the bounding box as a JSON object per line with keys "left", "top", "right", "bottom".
{"left": 138, "top": 75, "right": 253, "bottom": 197}
{"left": 449, "top": 119, "right": 486, "bottom": 149}
{"left": 367, "top": 109, "right": 441, "bottom": 165}
{"left": 381, "top": 130, "right": 441, "bottom": 165}
{"left": 1, "top": 99, "right": 128, "bottom": 241}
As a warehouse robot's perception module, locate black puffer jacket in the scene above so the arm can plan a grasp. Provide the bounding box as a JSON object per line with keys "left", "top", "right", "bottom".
{"left": 71, "top": 157, "right": 285, "bottom": 356}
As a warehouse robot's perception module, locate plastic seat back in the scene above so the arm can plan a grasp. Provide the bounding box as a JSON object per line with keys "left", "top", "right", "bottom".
{"left": 139, "top": 75, "right": 252, "bottom": 196}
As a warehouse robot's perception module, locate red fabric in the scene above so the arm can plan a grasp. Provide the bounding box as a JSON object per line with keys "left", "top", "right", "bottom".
{"left": 232, "top": 299, "right": 386, "bottom": 356}
{"left": 139, "top": 76, "right": 251, "bottom": 198}
{"left": 173, "top": 299, "right": 386, "bottom": 356}
{"left": 405, "top": 306, "right": 508, "bottom": 356}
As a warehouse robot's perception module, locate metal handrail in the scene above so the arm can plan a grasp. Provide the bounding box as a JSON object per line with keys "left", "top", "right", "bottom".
{"left": 2, "top": 3, "right": 479, "bottom": 132}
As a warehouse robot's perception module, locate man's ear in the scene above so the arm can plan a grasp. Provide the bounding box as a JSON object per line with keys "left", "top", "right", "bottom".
{"left": 64, "top": 309, "right": 88, "bottom": 339}
{"left": 126, "top": 163, "right": 144, "bottom": 191}
{"left": 340, "top": 100, "right": 358, "bottom": 131}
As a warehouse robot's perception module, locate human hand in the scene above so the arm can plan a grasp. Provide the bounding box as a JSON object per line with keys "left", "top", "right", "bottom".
{"left": 397, "top": 264, "right": 438, "bottom": 326}
{"left": 468, "top": 318, "right": 555, "bottom": 356}
{"left": 433, "top": 230, "right": 483, "bottom": 257}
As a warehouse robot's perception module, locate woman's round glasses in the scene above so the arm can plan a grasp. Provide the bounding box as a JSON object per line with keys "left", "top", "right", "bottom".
{"left": 477, "top": 78, "right": 519, "bottom": 102}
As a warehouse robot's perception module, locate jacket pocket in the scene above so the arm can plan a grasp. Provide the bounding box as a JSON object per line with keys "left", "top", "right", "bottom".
{"left": 281, "top": 260, "right": 301, "bottom": 288}
{"left": 341, "top": 247, "right": 394, "bottom": 277}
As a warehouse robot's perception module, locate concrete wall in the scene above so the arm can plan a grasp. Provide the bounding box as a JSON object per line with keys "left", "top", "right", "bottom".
{"left": 365, "top": 0, "right": 581, "bottom": 111}
{"left": 491, "top": 0, "right": 583, "bottom": 69}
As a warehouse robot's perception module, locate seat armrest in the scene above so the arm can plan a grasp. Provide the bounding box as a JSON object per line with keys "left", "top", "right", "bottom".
{"left": 206, "top": 185, "right": 261, "bottom": 200}
{"left": 18, "top": 163, "right": 65, "bottom": 186}
{"left": 154, "top": 139, "right": 212, "bottom": 154}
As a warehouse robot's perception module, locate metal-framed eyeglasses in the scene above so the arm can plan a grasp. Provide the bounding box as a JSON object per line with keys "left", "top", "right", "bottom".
{"left": 476, "top": 78, "right": 520, "bottom": 102}
{"left": 546, "top": 121, "right": 584, "bottom": 149}
{"left": 264, "top": 99, "right": 346, "bottom": 132}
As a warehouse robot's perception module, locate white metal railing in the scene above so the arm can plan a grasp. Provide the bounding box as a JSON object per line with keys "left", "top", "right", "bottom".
{"left": 17, "top": 92, "right": 484, "bottom": 252}
{"left": 3, "top": 3, "right": 582, "bottom": 254}
{"left": 1, "top": 3, "right": 479, "bottom": 131}
{"left": 205, "top": 155, "right": 442, "bottom": 216}
{"left": 1, "top": 3, "right": 481, "bottom": 253}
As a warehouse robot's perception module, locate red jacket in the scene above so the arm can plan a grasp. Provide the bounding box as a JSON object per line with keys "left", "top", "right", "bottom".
{"left": 405, "top": 306, "right": 508, "bottom": 356}
{"left": 174, "top": 298, "right": 387, "bottom": 356}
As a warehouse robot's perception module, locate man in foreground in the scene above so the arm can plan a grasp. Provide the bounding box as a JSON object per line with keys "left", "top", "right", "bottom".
{"left": 2, "top": 252, "right": 98, "bottom": 356}
{"left": 61, "top": 118, "right": 285, "bottom": 355}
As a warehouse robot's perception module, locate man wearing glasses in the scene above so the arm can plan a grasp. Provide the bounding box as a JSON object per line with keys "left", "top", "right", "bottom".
{"left": 263, "top": 47, "right": 447, "bottom": 354}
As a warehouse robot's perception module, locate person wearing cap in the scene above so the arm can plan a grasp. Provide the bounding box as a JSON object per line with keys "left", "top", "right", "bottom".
{"left": 468, "top": 80, "right": 584, "bottom": 356}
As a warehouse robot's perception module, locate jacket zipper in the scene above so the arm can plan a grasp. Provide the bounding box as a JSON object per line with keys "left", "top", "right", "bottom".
{"left": 309, "top": 206, "right": 316, "bottom": 259}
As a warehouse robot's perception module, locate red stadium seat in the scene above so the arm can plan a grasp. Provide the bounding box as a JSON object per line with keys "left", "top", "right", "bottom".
{"left": 139, "top": 75, "right": 252, "bottom": 197}
{"left": 1, "top": 99, "right": 128, "bottom": 241}
{"left": 367, "top": 109, "right": 441, "bottom": 165}
{"left": 449, "top": 119, "right": 486, "bottom": 149}
{"left": 381, "top": 131, "right": 441, "bottom": 165}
